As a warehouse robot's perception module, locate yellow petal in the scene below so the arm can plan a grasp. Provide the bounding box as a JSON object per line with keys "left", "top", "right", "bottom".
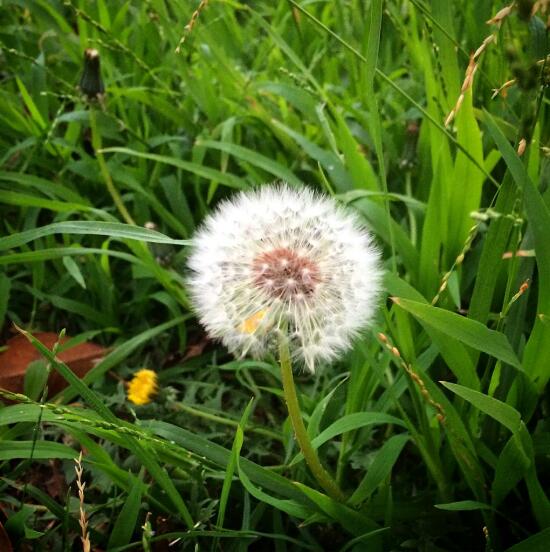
{"left": 241, "top": 310, "right": 267, "bottom": 334}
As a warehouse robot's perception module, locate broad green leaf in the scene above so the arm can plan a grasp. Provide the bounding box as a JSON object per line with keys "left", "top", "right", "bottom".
{"left": 394, "top": 298, "right": 522, "bottom": 369}
{"left": 334, "top": 112, "right": 378, "bottom": 191}
{"left": 4, "top": 504, "right": 44, "bottom": 539}
{"left": 0, "top": 403, "right": 61, "bottom": 426}
{"left": 338, "top": 190, "right": 426, "bottom": 212}
{"left": 255, "top": 82, "right": 317, "bottom": 120}
{"left": 270, "top": 119, "right": 351, "bottom": 191}
{"left": 468, "top": 174, "right": 517, "bottom": 324}
{"left": 448, "top": 88, "right": 484, "bottom": 259}
{"left": 419, "top": 150, "right": 451, "bottom": 295}
{"left": 384, "top": 275, "right": 479, "bottom": 389}
{"left": 307, "top": 376, "right": 348, "bottom": 441}
{"left": 525, "top": 465, "right": 550, "bottom": 529}
{"left": 441, "top": 382, "right": 521, "bottom": 433}
{"left": 429, "top": 1, "right": 460, "bottom": 99}
{"left": 351, "top": 198, "right": 419, "bottom": 277}
{"left": 505, "top": 527, "right": 550, "bottom": 552}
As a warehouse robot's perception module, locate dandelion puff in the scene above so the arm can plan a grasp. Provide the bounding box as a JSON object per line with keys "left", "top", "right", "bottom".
{"left": 187, "top": 184, "right": 383, "bottom": 372}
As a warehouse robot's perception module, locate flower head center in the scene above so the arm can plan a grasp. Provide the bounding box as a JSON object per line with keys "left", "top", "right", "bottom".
{"left": 252, "top": 248, "right": 321, "bottom": 300}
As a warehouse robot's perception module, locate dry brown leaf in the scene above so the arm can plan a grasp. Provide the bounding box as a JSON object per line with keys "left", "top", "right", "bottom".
{"left": 0, "top": 332, "right": 105, "bottom": 397}
{"left": 0, "top": 521, "right": 13, "bottom": 552}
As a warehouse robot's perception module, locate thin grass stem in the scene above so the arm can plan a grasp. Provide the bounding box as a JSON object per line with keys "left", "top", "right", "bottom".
{"left": 89, "top": 107, "right": 135, "bottom": 226}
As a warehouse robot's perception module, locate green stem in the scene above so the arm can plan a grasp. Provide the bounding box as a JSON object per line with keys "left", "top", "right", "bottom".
{"left": 174, "top": 402, "right": 283, "bottom": 442}
{"left": 278, "top": 334, "right": 345, "bottom": 502}
{"left": 89, "top": 107, "right": 136, "bottom": 226}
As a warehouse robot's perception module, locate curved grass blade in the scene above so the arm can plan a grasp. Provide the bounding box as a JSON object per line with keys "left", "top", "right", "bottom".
{"left": 196, "top": 140, "right": 303, "bottom": 187}
{"left": 348, "top": 434, "right": 409, "bottom": 506}
{"left": 290, "top": 412, "right": 405, "bottom": 466}
{"left": 100, "top": 147, "right": 249, "bottom": 190}
{"left": 0, "top": 221, "right": 190, "bottom": 252}
{"left": 0, "top": 441, "right": 78, "bottom": 460}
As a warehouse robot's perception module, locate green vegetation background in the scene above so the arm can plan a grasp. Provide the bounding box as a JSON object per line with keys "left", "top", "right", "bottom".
{"left": 1, "top": 1, "right": 550, "bottom": 550}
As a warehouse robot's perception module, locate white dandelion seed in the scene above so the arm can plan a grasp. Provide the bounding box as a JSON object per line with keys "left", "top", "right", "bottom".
{"left": 187, "top": 184, "right": 383, "bottom": 372}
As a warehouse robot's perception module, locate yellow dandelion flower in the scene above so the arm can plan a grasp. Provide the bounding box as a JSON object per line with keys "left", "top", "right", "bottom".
{"left": 127, "top": 369, "right": 158, "bottom": 405}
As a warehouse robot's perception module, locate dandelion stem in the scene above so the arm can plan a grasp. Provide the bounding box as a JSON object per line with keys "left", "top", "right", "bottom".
{"left": 278, "top": 333, "right": 346, "bottom": 502}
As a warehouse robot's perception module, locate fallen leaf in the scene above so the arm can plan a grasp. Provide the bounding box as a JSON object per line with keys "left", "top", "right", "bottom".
{"left": 0, "top": 332, "right": 105, "bottom": 397}
{"left": 0, "top": 521, "right": 13, "bottom": 552}
{"left": 182, "top": 336, "right": 209, "bottom": 361}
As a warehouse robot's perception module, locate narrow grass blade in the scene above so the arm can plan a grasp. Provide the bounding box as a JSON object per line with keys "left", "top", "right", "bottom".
{"left": 0, "top": 221, "right": 190, "bottom": 251}
{"left": 215, "top": 399, "right": 254, "bottom": 534}
{"left": 0, "top": 272, "right": 10, "bottom": 328}
{"left": 434, "top": 501, "right": 492, "bottom": 511}
{"left": 196, "top": 140, "right": 303, "bottom": 187}
{"left": 107, "top": 469, "right": 144, "bottom": 549}
{"left": 290, "top": 412, "right": 405, "bottom": 467}
{"left": 294, "top": 483, "right": 379, "bottom": 536}
{"left": 348, "top": 434, "right": 409, "bottom": 506}
{"left": 100, "top": 147, "right": 249, "bottom": 190}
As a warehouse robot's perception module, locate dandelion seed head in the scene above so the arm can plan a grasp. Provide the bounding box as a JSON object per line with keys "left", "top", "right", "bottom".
{"left": 187, "top": 184, "right": 383, "bottom": 372}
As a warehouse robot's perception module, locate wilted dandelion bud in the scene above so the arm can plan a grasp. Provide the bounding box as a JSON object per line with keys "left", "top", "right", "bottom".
{"left": 187, "top": 184, "right": 383, "bottom": 372}
{"left": 79, "top": 48, "right": 104, "bottom": 100}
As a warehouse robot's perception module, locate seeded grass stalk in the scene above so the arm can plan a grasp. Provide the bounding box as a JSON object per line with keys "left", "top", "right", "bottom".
{"left": 89, "top": 107, "right": 135, "bottom": 226}
{"left": 278, "top": 329, "right": 345, "bottom": 502}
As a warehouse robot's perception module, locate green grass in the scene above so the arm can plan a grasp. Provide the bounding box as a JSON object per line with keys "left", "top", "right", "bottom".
{"left": 1, "top": 1, "right": 550, "bottom": 550}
